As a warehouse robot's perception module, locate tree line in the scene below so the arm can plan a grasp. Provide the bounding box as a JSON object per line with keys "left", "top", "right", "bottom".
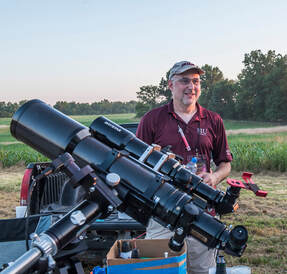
{"left": 54, "top": 100, "right": 137, "bottom": 115}
{"left": 0, "top": 100, "right": 137, "bottom": 117}
{"left": 1, "top": 50, "right": 286, "bottom": 122}
{"left": 136, "top": 50, "right": 287, "bottom": 122}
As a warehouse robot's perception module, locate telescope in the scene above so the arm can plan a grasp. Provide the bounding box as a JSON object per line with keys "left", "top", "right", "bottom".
{"left": 3, "top": 99, "right": 248, "bottom": 273}
{"left": 90, "top": 116, "right": 243, "bottom": 214}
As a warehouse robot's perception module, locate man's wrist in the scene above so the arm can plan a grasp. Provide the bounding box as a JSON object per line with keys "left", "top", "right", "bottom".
{"left": 213, "top": 172, "right": 220, "bottom": 185}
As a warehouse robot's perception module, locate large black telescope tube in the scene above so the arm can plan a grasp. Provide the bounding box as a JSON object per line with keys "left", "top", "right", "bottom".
{"left": 10, "top": 100, "right": 247, "bottom": 256}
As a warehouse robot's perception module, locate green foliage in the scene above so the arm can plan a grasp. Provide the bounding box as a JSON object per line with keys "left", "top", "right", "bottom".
{"left": 136, "top": 85, "right": 159, "bottom": 108}
{"left": 135, "top": 85, "right": 166, "bottom": 117}
{"left": 236, "top": 50, "right": 287, "bottom": 121}
{"left": 135, "top": 102, "right": 150, "bottom": 118}
{"left": 263, "top": 59, "right": 287, "bottom": 121}
{"left": 0, "top": 100, "right": 137, "bottom": 118}
{"left": 0, "top": 100, "right": 27, "bottom": 118}
{"left": 0, "top": 144, "right": 48, "bottom": 167}
{"left": 158, "top": 73, "right": 172, "bottom": 103}
{"left": 199, "top": 64, "right": 224, "bottom": 107}
{"left": 207, "top": 80, "right": 237, "bottom": 119}
{"left": 230, "top": 142, "right": 287, "bottom": 172}
{"left": 54, "top": 100, "right": 137, "bottom": 115}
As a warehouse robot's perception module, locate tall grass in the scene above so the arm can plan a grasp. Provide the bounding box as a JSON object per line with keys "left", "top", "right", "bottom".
{"left": 1, "top": 137, "right": 286, "bottom": 172}
{"left": 230, "top": 142, "right": 287, "bottom": 172}
{"left": 228, "top": 132, "right": 287, "bottom": 172}
{"left": 0, "top": 144, "right": 48, "bottom": 167}
{"left": 1, "top": 115, "right": 287, "bottom": 172}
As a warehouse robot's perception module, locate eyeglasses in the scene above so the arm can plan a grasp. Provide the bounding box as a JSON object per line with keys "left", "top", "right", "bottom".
{"left": 173, "top": 77, "right": 201, "bottom": 86}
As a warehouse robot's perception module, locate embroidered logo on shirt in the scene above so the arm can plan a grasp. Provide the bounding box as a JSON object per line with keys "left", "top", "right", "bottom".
{"left": 197, "top": 128, "right": 207, "bottom": 136}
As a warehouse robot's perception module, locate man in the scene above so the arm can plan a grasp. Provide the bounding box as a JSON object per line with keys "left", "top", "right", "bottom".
{"left": 136, "top": 61, "right": 233, "bottom": 274}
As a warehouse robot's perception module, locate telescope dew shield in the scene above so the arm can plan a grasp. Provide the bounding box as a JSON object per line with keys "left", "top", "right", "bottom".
{"left": 10, "top": 99, "right": 90, "bottom": 159}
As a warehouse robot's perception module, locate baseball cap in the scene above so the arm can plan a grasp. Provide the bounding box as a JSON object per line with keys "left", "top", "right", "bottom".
{"left": 168, "top": 61, "right": 205, "bottom": 80}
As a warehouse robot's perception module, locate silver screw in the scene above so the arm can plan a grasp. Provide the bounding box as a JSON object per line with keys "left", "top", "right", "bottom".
{"left": 89, "top": 186, "right": 95, "bottom": 192}
{"left": 176, "top": 227, "right": 184, "bottom": 235}
{"left": 70, "top": 210, "right": 86, "bottom": 226}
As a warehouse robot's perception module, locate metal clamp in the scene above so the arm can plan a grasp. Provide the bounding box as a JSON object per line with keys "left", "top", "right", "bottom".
{"left": 153, "top": 154, "right": 168, "bottom": 172}
{"left": 138, "top": 145, "right": 154, "bottom": 162}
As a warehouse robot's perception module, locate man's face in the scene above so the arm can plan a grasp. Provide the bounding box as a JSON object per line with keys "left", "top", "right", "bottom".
{"left": 168, "top": 71, "right": 201, "bottom": 108}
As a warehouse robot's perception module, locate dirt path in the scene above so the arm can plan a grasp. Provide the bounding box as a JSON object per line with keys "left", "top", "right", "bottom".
{"left": 2, "top": 124, "right": 287, "bottom": 134}
{"left": 226, "top": 125, "right": 287, "bottom": 135}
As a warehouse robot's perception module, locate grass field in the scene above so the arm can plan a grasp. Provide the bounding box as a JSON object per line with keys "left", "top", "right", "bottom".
{"left": 0, "top": 114, "right": 285, "bottom": 143}
{"left": 1, "top": 114, "right": 287, "bottom": 172}
{"left": 0, "top": 117, "right": 12, "bottom": 126}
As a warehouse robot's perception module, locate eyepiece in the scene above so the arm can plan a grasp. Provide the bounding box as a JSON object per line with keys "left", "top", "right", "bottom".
{"left": 230, "top": 225, "right": 248, "bottom": 248}
{"left": 225, "top": 225, "right": 248, "bottom": 256}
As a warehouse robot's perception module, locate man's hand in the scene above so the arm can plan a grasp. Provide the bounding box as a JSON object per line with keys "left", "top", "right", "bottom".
{"left": 197, "top": 172, "right": 218, "bottom": 188}
{"left": 198, "top": 162, "right": 231, "bottom": 188}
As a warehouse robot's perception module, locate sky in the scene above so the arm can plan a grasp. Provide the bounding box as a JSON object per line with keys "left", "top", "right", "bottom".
{"left": 0, "top": 0, "right": 287, "bottom": 105}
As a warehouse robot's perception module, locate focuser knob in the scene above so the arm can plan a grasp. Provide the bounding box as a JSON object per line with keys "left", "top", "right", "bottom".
{"left": 106, "top": 172, "right": 120, "bottom": 187}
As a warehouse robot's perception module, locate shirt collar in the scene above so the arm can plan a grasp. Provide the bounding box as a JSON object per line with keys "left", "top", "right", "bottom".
{"left": 196, "top": 102, "right": 206, "bottom": 119}
{"left": 168, "top": 100, "right": 207, "bottom": 120}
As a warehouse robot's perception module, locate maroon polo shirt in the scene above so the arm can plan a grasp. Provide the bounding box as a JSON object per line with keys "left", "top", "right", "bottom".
{"left": 136, "top": 101, "right": 232, "bottom": 172}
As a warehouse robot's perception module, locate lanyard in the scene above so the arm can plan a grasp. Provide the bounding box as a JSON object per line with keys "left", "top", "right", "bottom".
{"left": 177, "top": 125, "right": 191, "bottom": 151}
{"left": 171, "top": 112, "right": 200, "bottom": 154}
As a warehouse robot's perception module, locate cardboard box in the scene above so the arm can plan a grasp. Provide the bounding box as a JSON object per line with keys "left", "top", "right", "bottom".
{"left": 106, "top": 239, "right": 186, "bottom": 274}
